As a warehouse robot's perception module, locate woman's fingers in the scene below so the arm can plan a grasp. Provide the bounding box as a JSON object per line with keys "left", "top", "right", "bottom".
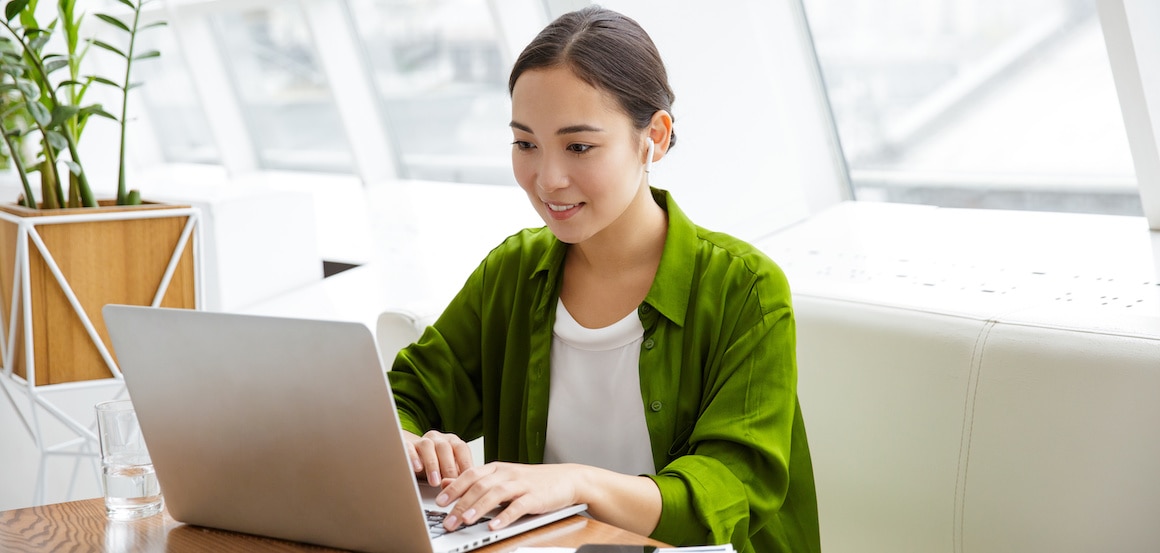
{"left": 433, "top": 437, "right": 460, "bottom": 480}
{"left": 439, "top": 463, "right": 577, "bottom": 533}
{"left": 404, "top": 441, "right": 424, "bottom": 474}
{"left": 403, "top": 430, "right": 476, "bottom": 486}
{"left": 453, "top": 438, "right": 475, "bottom": 474}
{"left": 437, "top": 464, "right": 497, "bottom": 530}
{"left": 425, "top": 430, "right": 473, "bottom": 481}
{"left": 488, "top": 493, "right": 540, "bottom": 530}
{"left": 414, "top": 435, "right": 443, "bottom": 485}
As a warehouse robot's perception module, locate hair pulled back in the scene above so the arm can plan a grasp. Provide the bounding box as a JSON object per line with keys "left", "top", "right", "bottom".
{"left": 508, "top": 6, "right": 677, "bottom": 148}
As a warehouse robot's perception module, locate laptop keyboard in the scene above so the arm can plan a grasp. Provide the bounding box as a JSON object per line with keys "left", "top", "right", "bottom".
{"left": 426, "top": 510, "right": 492, "bottom": 539}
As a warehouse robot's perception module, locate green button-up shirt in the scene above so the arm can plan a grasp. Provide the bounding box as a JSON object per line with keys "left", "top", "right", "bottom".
{"left": 389, "top": 189, "right": 820, "bottom": 553}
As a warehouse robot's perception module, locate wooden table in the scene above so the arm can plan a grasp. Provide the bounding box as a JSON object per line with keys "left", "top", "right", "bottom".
{"left": 0, "top": 498, "right": 668, "bottom": 552}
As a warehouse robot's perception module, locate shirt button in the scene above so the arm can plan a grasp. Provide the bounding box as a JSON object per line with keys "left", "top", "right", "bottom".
{"left": 650, "top": 400, "right": 663, "bottom": 412}
{"left": 643, "top": 338, "right": 655, "bottom": 350}
{"left": 639, "top": 305, "right": 651, "bottom": 315}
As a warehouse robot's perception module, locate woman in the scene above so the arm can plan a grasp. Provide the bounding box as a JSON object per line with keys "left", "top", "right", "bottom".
{"left": 388, "top": 6, "right": 819, "bottom": 552}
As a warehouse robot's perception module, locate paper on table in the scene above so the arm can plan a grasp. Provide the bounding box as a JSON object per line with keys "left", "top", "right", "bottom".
{"left": 512, "top": 547, "right": 735, "bottom": 552}
{"left": 658, "top": 548, "right": 735, "bottom": 552}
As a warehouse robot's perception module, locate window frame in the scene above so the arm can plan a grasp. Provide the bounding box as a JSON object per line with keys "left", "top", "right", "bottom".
{"left": 1097, "top": 0, "right": 1160, "bottom": 229}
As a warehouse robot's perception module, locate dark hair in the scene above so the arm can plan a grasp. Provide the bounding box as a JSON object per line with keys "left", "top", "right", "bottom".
{"left": 508, "top": 6, "right": 677, "bottom": 148}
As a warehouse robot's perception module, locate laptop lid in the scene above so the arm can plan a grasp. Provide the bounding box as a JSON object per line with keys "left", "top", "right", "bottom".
{"left": 102, "top": 305, "right": 584, "bottom": 553}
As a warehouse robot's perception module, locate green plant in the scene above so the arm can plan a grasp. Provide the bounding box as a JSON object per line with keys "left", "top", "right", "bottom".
{"left": 0, "top": 0, "right": 164, "bottom": 209}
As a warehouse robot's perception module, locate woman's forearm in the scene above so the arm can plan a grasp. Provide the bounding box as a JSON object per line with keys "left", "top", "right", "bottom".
{"left": 572, "top": 464, "right": 663, "bottom": 536}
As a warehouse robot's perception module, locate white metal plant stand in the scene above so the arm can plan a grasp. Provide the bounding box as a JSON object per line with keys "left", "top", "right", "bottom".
{"left": 0, "top": 206, "right": 202, "bottom": 504}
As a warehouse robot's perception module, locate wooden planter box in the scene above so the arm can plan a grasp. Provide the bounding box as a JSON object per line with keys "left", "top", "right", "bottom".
{"left": 0, "top": 201, "right": 199, "bottom": 386}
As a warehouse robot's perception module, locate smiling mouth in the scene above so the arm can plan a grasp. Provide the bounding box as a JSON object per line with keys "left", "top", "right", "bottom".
{"left": 547, "top": 203, "right": 580, "bottom": 212}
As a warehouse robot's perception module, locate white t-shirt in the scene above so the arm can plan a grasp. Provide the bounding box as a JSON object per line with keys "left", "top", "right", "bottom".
{"left": 543, "top": 299, "right": 656, "bottom": 475}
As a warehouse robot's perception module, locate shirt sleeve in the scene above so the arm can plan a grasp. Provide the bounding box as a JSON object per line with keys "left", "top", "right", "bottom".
{"left": 388, "top": 261, "right": 487, "bottom": 441}
{"left": 647, "top": 283, "right": 799, "bottom": 551}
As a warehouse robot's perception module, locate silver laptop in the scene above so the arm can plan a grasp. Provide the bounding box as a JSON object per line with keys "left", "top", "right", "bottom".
{"left": 102, "top": 305, "right": 587, "bottom": 553}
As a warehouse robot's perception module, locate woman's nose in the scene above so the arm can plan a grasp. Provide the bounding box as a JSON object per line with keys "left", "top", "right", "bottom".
{"left": 536, "top": 154, "right": 568, "bottom": 192}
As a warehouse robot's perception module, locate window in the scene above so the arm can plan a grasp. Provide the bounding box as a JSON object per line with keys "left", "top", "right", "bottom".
{"left": 135, "top": 22, "right": 220, "bottom": 165}
{"left": 211, "top": 4, "right": 355, "bottom": 173}
{"left": 803, "top": 0, "right": 1141, "bottom": 215}
{"left": 347, "top": 0, "right": 516, "bottom": 185}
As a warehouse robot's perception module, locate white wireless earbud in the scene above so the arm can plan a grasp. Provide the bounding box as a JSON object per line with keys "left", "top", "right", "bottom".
{"left": 645, "top": 140, "right": 655, "bottom": 174}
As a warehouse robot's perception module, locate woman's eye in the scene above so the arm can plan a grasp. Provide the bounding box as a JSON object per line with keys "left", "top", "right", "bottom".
{"left": 512, "top": 140, "right": 535, "bottom": 150}
{"left": 567, "top": 143, "right": 592, "bottom": 154}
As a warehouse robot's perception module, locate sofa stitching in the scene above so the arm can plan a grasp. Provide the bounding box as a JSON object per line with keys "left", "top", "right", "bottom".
{"left": 952, "top": 319, "right": 997, "bottom": 553}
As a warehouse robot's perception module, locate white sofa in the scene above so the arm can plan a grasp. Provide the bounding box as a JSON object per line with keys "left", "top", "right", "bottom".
{"left": 762, "top": 202, "right": 1160, "bottom": 553}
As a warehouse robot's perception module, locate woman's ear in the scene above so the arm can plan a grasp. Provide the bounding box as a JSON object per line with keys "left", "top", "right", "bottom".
{"left": 647, "top": 110, "right": 674, "bottom": 162}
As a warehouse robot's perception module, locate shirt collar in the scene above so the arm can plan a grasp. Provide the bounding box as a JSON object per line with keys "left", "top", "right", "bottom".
{"left": 530, "top": 187, "right": 695, "bottom": 327}
{"left": 532, "top": 229, "right": 568, "bottom": 280}
{"left": 644, "top": 188, "right": 693, "bottom": 327}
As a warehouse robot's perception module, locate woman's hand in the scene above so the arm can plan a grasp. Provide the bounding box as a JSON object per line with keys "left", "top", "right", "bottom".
{"left": 434, "top": 462, "right": 581, "bottom": 532}
{"left": 402, "top": 430, "right": 474, "bottom": 486}
{"left": 434, "top": 462, "right": 661, "bottom": 536}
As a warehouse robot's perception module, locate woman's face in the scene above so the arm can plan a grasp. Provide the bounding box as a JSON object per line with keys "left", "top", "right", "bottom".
{"left": 510, "top": 67, "right": 649, "bottom": 245}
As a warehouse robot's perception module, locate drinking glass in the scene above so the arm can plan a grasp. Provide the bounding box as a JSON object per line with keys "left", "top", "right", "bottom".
{"left": 95, "top": 399, "right": 162, "bottom": 520}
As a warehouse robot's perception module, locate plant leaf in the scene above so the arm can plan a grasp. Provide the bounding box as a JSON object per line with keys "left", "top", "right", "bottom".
{"left": 27, "top": 101, "right": 47, "bottom": 126}
{"left": 44, "top": 129, "right": 66, "bottom": 150}
{"left": 63, "top": 159, "right": 80, "bottom": 175}
{"left": 87, "top": 107, "right": 115, "bottom": 120}
{"left": 55, "top": 79, "right": 87, "bottom": 89}
{"left": 29, "top": 34, "right": 48, "bottom": 53}
{"left": 115, "top": 0, "right": 134, "bottom": 9}
{"left": 43, "top": 58, "right": 67, "bottom": 74}
{"left": 89, "top": 39, "right": 126, "bottom": 59}
{"left": 59, "top": 0, "right": 75, "bottom": 22}
{"left": 133, "top": 49, "right": 160, "bottom": 61}
{"left": 1, "top": 102, "right": 24, "bottom": 119}
{"left": 127, "top": 81, "right": 142, "bottom": 90}
{"left": 4, "top": 0, "right": 28, "bottom": 22}
{"left": 95, "top": 13, "right": 130, "bottom": 33}
{"left": 140, "top": 20, "right": 167, "bottom": 30}
{"left": 86, "top": 75, "right": 120, "bottom": 88}
{"left": 0, "top": 63, "right": 24, "bottom": 76}
{"left": 49, "top": 104, "right": 79, "bottom": 127}
{"left": 14, "top": 78, "right": 37, "bottom": 100}
{"left": 84, "top": 105, "right": 117, "bottom": 121}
